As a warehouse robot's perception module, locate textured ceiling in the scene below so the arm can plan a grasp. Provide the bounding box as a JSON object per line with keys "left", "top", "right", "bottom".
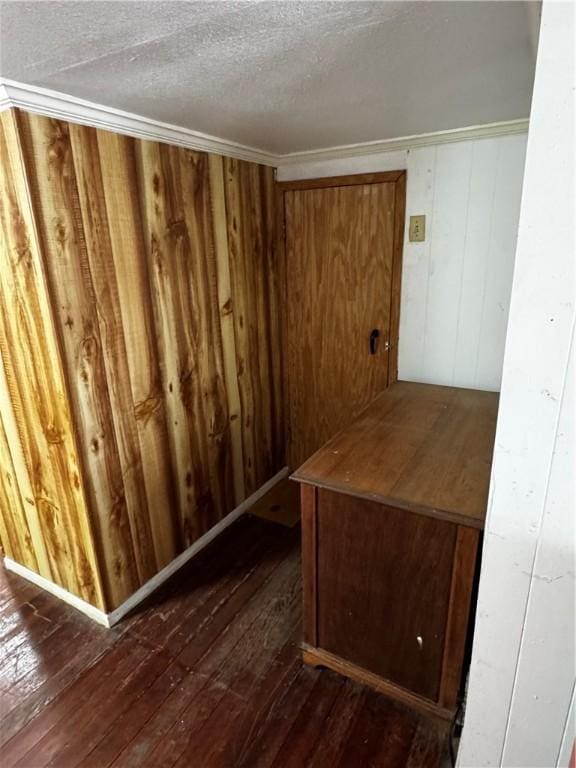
{"left": 0, "top": 1, "right": 539, "bottom": 154}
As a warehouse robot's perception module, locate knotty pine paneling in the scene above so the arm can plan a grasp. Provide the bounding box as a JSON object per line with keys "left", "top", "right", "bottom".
{"left": 0, "top": 109, "right": 105, "bottom": 608}
{"left": 222, "top": 157, "right": 284, "bottom": 493}
{"left": 0, "top": 108, "right": 283, "bottom": 611}
{"left": 0, "top": 355, "right": 38, "bottom": 574}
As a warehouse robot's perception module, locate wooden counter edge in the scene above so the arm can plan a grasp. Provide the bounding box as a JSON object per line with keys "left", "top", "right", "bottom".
{"left": 290, "top": 475, "right": 486, "bottom": 531}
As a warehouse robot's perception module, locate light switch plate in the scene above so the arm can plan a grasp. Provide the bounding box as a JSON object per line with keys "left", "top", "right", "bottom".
{"left": 409, "top": 215, "right": 426, "bottom": 242}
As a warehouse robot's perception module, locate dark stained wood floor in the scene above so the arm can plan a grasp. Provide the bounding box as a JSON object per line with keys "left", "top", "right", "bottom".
{"left": 0, "top": 514, "right": 447, "bottom": 767}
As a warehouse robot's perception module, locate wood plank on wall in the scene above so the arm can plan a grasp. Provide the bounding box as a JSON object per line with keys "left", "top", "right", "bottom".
{"left": 0, "top": 110, "right": 105, "bottom": 609}
{"left": 96, "top": 129, "right": 181, "bottom": 574}
{"left": 459, "top": 6, "right": 574, "bottom": 760}
{"left": 263, "top": 163, "right": 285, "bottom": 473}
{"left": 223, "top": 158, "right": 281, "bottom": 495}
{"left": 501, "top": 331, "right": 574, "bottom": 764}
{"left": 17, "top": 112, "right": 142, "bottom": 608}
{"left": 452, "top": 138, "right": 500, "bottom": 388}
{"left": 474, "top": 135, "right": 527, "bottom": 391}
{"left": 397, "top": 146, "right": 436, "bottom": 383}
{"left": 209, "top": 155, "right": 246, "bottom": 507}
{"left": 223, "top": 158, "right": 259, "bottom": 495}
{"left": 421, "top": 142, "right": 473, "bottom": 385}
{"left": 68, "top": 122, "right": 158, "bottom": 591}
{"left": 136, "top": 141, "right": 235, "bottom": 545}
{"left": 0, "top": 357, "right": 38, "bottom": 572}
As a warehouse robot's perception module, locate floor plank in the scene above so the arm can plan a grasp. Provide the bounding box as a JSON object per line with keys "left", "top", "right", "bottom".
{"left": 0, "top": 514, "right": 447, "bottom": 768}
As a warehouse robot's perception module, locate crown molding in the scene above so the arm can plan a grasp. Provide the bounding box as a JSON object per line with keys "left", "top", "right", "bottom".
{"left": 0, "top": 82, "right": 11, "bottom": 111}
{"left": 0, "top": 78, "right": 529, "bottom": 169}
{"left": 276, "top": 118, "right": 530, "bottom": 167}
{"left": 0, "top": 78, "right": 278, "bottom": 167}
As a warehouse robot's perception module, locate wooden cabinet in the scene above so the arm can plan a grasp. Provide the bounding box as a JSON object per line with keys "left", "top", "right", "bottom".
{"left": 293, "top": 381, "right": 498, "bottom": 719}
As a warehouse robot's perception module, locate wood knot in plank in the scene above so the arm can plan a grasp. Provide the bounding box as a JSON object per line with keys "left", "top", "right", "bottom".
{"left": 167, "top": 219, "right": 187, "bottom": 239}
{"left": 44, "top": 424, "right": 64, "bottom": 444}
{"left": 53, "top": 217, "right": 67, "bottom": 248}
{"left": 46, "top": 120, "right": 70, "bottom": 155}
{"left": 134, "top": 395, "right": 162, "bottom": 425}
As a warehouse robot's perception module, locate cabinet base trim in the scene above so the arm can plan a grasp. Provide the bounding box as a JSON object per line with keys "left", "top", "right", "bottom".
{"left": 302, "top": 644, "right": 454, "bottom": 721}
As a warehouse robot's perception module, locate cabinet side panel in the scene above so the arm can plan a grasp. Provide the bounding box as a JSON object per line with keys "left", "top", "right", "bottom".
{"left": 438, "top": 525, "right": 479, "bottom": 709}
{"left": 300, "top": 484, "right": 318, "bottom": 646}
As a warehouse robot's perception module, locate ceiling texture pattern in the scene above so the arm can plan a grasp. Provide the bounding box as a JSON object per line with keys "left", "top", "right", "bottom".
{"left": 0, "top": 1, "right": 539, "bottom": 154}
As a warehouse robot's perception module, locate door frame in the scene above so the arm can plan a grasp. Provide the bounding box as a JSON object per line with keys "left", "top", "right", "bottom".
{"left": 276, "top": 170, "right": 407, "bottom": 466}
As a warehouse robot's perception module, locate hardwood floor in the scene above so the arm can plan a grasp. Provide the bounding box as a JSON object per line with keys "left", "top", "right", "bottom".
{"left": 0, "top": 514, "right": 447, "bottom": 767}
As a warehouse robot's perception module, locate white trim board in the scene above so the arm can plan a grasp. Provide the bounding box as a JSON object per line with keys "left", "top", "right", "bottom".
{"left": 3, "top": 466, "right": 290, "bottom": 628}
{"left": 106, "top": 466, "right": 289, "bottom": 626}
{"left": 0, "top": 82, "right": 11, "bottom": 112}
{"left": 2, "top": 558, "right": 111, "bottom": 627}
{"left": 0, "top": 78, "right": 529, "bottom": 167}
{"left": 0, "top": 78, "right": 277, "bottom": 167}
{"left": 277, "top": 118, "right": 529, "bottom": 167}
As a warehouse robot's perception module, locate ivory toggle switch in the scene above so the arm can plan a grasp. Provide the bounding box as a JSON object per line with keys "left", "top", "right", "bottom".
{"left": 409, "top": 215, "right": 426, "bottom": 242}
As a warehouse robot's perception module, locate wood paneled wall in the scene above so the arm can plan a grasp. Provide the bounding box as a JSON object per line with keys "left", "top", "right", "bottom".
{"left": 0, "top": 110, "right": 105, "bottom": 608}
{"left": 0, "top": 108, "right": 283, "bottom": 611}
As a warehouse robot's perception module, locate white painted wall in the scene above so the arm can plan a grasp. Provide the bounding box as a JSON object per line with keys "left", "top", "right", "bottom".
{"left": 458, "top": 2, "right": 575, "bottom": 766}
{"left": 278, "top": 133, "right": 527, "bottom": 391}
{"left": 400, "top": 135, "right": 527, "bottom": 391}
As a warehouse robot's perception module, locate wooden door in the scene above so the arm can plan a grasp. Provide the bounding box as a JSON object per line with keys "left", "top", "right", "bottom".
{"left": 282, "top": 172, "right": 405, "bottom": 468}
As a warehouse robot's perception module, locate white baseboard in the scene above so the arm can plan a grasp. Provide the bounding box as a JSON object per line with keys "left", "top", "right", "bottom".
{"left": 106, "top": 466, "right": 289, "bottom": 626}
{"left": 3, "top": 466, "right": 289, "bottom": 628}
{"left": 3, "top": 558, "right": 110, "bottom": 626}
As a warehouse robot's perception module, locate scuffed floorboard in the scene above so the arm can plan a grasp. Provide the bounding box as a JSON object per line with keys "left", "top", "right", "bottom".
{"left": 0, "top": 515, "right": 447, "bottom": 767}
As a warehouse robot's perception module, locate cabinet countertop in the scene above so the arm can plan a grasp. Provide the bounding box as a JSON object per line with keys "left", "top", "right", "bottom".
{"left": 291, "top": 381, "right": 499, "bottom": 529}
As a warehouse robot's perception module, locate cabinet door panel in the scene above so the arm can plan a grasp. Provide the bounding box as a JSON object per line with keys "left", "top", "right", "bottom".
{"left": 316, "top": 490, "right": 456, "bottom": 701}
